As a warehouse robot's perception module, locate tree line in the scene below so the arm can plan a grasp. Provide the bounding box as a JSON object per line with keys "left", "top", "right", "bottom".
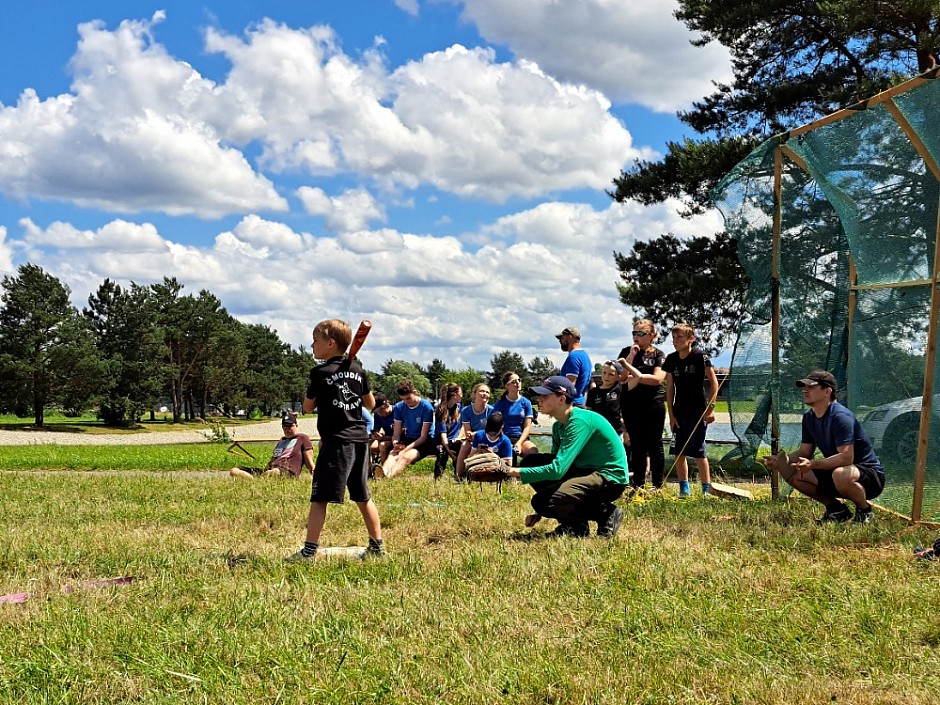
{"left": 0, "top": 263, "right": 560, "bottom": 427}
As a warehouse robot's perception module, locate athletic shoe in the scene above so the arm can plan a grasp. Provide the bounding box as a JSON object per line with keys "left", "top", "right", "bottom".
{"left": 597, "top": 505, "right": 624, "bottom": 538}
{"left": 284, "top": 550, "right": 317, "bottom": 562}
{"left": 853, "top": 506, "right": 874, "bottom": 524}
{"left": 816, "top": 505, "right": 852, "bottom": 523}
{"left": 359, "top": 544, "right": 387, "bottom": 560}
{"left": 549, "top": 522, "right": 590, "bottom": 538}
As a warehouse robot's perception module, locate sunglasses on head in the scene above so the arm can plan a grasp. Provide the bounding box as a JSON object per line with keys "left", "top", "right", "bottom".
{"left": 632, "top": 330, "right": 650, "bottom": 337}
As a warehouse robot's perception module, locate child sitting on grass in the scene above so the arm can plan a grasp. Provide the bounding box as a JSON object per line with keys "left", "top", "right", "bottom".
{"left": 286, "top": 319, "right": 385, "bottom": 561}
{"left": 469, "top": 412, "right": 514, "bottom": 465}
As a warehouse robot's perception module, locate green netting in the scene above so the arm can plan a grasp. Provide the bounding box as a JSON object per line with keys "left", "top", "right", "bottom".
{"left": 713, "top": 72, "right": 940, "bottom": 521}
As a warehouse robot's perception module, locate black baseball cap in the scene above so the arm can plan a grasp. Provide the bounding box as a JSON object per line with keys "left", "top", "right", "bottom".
{"left": 795, "top": 371, "right": 837, "bottom": 390}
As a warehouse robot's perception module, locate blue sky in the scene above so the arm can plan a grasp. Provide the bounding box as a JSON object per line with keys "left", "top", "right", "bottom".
{"left": 0, "top": 0, "right": 731, "bottom": 371}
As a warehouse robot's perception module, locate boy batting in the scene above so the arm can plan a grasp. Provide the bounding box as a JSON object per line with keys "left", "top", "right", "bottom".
{"left": 286, "top": 319, "right": 385, "bottom": 560}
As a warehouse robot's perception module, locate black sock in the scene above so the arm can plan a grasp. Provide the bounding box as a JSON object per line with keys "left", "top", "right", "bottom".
{"left": 827, "top": 501, "right": 846, "bottom": 512}
{"left": 300, "top": 541, "right": 318, "bottom": 557}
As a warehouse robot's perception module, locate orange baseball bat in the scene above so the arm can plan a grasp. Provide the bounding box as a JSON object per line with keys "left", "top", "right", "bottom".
{"left": 348, "top": 320, "right": 372, "bottom": 359}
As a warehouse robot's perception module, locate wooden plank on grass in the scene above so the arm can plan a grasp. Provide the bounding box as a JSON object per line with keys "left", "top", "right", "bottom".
{"left": 709, "top": 482, "right": 754, "bottom": 501}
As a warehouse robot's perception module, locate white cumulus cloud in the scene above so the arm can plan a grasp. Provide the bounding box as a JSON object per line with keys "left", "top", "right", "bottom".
{"left": 0, "top": 17, "right": 286, "bottom": 218}
{"left": 296, "top": 187, "right": 386, "bottom": 232}
{"left": 455, "top": 0, "right": 733, "bottom": 112}
{"left": 5, "top": 200, "right": 723, "bottom": 369}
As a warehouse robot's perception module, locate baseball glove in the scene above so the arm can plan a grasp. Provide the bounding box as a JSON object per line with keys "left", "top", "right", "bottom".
{"left": 464, "top": 453, "right": 510, "bottom": 483}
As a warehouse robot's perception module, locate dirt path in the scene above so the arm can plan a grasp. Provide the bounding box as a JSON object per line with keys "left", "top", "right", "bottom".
{"left": 0, "top": 418, "right": 320, "bottom": 446}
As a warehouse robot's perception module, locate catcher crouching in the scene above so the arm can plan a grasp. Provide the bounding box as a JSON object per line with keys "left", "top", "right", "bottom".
{"left": 503, "top": 376, "right": 628, "bottom": 538}
{"left": 464, "top": 412, "right": 514, "bottom": 485}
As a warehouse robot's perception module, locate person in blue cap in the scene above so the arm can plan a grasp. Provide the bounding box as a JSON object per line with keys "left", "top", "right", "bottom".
{"left": 505, "top": 376, "right": 629, "bottom": 538}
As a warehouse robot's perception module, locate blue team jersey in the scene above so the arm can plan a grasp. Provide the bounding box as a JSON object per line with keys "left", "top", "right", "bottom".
{"left": 493, "top": 395, "right": 533, "bottom": 438}
{"left": 393, "top": 398, "right": 435, "bottom": 439}
{"left": 460, "top": 403, "right": 493, "bottom": 432}
{"left": 435, "top": 404, "right": 463, "bottom": 442}
{"left": 471, "top": 429, "right": 513, "bottom": 459}
{"left": 373, "top": 411, "right": 395, "bottom": 435}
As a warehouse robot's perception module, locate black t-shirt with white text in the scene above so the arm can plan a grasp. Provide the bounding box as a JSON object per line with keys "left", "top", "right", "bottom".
{"left": 586, "top": 383, "right": 625, "bottom": 433}
{"left": 617, "top": 345, "right": 666, "bottom": 405}
{"left": 662, "top": 348, "right": 712, "bottom": 415}
{"left": 306, "top": 356, "right": 371, "bottom": 442}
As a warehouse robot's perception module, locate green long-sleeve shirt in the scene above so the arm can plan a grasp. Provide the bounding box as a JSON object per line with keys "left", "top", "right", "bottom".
{"left": 518, "top": 407, "right": 628, "bottom": 485}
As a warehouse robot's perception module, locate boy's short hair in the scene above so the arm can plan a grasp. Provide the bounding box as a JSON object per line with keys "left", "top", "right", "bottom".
{"left": 396, "top": 379, "right": 417, "bottom": 397}
{"left": 670, "top": 322, "right": 696, "bottom": 339}
{"left": 313, "top": 319, "right": 352, "bottom": 352}
{"left": 485, "top": 411, "right": 504, "bottom": 435}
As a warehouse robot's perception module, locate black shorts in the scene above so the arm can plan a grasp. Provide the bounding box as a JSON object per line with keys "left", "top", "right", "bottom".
{"left": 402, "top": 436, "right": 436, "bottom": 460}
{"left": 310, "top": 440, "right": 371, "bottom": 504}
{"left": 813, "top": 465, "right": 885, "bottom": 502}
{"left": 669, "top": 410, "right": 707, "bottom": 459}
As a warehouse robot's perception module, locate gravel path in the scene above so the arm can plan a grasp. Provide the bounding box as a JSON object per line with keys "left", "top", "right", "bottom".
{"left": 0, "top": 418, "right": 320, "bottom": 446}
{"left": 0, "top": 413, "right": 733, "bottom": 447}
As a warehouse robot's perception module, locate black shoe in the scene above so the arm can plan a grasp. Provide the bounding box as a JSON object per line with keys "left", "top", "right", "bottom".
{"left": 817, "top": 504, "right": 852, "bottom": 524}
{"left": 853, "top": 506, "right": 874, "bottom": 524}
{"left": 549, "top": 522, "right": 590, "bottom": 538}
{"left": 359, "top": 540, "right": 386, "bottom": 559}
{"left": 433, "top": 449, "right": 447, "bottom": 479}
{"left": 597, "top": 505, "right": 624, "bottom": 538}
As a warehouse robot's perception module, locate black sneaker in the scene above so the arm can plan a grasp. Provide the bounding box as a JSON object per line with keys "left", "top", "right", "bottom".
{"left": 359, "top": 543, "right": 387, "bottom": 559}
{"left": 597, "top": 505, "right": 624, "bottom": 538}
{"left": 433, "top": 449, "right": 447, "bottom": 479}
{"left": 817, "top": 505, "right": 852, "bottom": 524}
{"left": 853, "top": 506, "right": 874, "bottom": 524}
{"left": 549, "top": 522, "right": 590, "bottom": 538}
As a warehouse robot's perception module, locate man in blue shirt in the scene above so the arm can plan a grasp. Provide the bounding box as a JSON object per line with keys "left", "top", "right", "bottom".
{"left": 556, "top": 326, "right": 592, "bottom": 407}
{"left": 764, "top": 370, "right": 885, "bottom": 524}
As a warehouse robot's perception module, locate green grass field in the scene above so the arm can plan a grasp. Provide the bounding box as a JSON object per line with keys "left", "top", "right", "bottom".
{"left": 2, "top": 457, "right": 940, "bottom": 704}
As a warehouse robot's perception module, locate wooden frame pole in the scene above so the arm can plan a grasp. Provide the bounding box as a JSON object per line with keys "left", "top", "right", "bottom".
{"left": 770, "top": 147, "right": 783, "bottom": 499}
{"left": 912, "top": 194, "right": 940, "bottom": 521}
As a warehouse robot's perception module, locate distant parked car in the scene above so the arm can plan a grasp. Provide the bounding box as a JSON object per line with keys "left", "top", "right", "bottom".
{"left": 862, "top": 394, "right": 940, "bottom": 460}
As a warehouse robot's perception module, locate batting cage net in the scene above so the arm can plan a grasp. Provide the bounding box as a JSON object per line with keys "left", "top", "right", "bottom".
{"left": 712, "top": 68, "right": 940, "bottom": 522}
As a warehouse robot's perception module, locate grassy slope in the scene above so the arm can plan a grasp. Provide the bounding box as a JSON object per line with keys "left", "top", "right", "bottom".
{"left": 1, "top": 462, "right": 939, "bottom": 704}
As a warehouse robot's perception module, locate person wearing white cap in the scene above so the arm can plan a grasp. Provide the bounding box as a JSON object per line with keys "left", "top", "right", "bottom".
{"left": 504, "top": 376, "right": 629, "bottom": 538}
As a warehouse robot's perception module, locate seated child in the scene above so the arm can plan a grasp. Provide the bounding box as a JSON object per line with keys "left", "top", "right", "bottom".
{"left": 469, "top": 411, "right": 513, "bottom": 464}
{"left": 370, "top": 393, "right": 396, "bottom": 470}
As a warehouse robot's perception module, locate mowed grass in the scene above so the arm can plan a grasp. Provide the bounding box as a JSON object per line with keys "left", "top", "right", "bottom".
{"left": 0, "top": 443, "right": 240, "bottom": 472}
{"left": 2, "top": 461, "right": 940, "bottom": 704}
